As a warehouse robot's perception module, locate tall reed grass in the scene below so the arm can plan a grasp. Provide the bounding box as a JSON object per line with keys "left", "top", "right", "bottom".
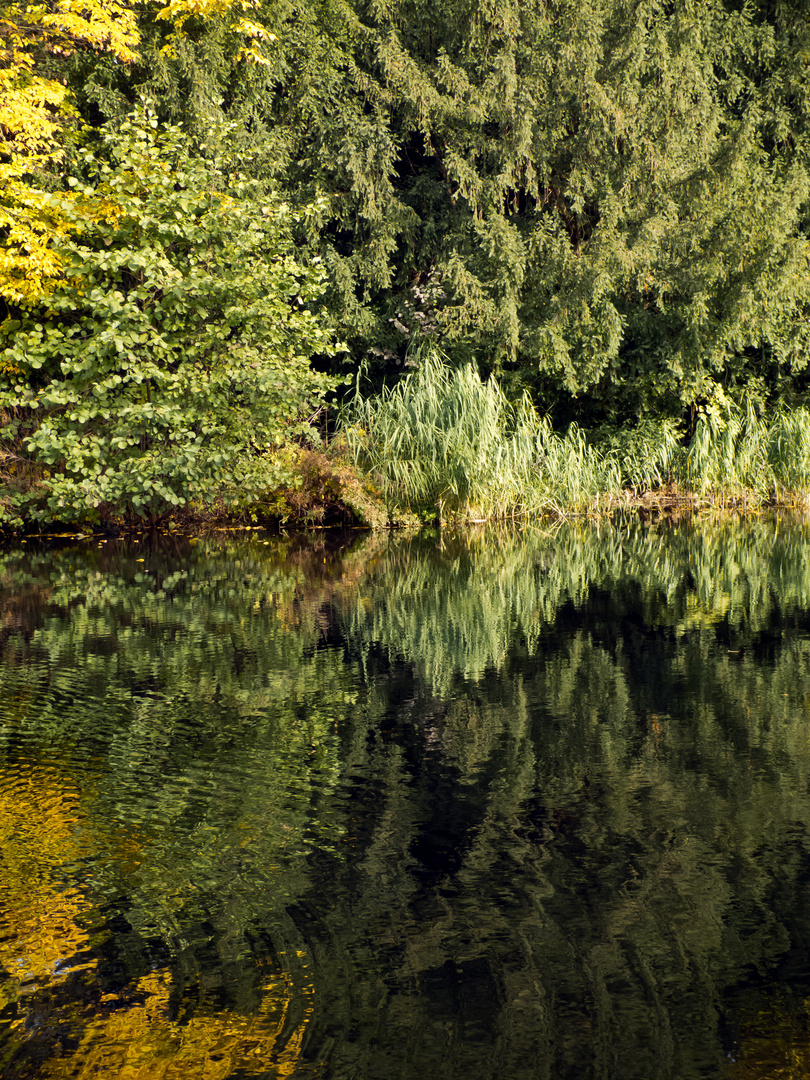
{"left": 680, "top": 400, "right": 810, "bottom": 505}
{"left": 341, "top": 346, "right": 618, "bottom": 520}
{"left": 341, "top": 346, "right": 810, "bottom": 520}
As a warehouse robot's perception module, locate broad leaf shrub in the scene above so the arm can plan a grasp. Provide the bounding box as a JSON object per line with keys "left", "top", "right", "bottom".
{"left": 0, "top": 107, "right": 341, "bottom": 526}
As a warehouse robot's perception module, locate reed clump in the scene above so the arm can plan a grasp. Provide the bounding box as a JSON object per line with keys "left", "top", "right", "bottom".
{"left": 341, "top": 348, "right": 810, "bottom": 521}
{"left": 616, "top": 400, "right": 810, "bottom": 509}
{"left": 341, "top": 346, "right": 619, "bottom": 520}
{"left": 681, "top": 401, "right": 810, "bottom": 507}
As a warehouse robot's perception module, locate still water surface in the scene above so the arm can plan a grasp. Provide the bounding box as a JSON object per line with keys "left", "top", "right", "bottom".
{"left": 1, "top": 518, "right": 810, "bottom": 1078}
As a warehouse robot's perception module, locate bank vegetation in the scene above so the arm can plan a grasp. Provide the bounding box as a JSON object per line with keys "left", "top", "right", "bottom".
{"left": 1, "top": 0, "right": 810, "bottom": 529}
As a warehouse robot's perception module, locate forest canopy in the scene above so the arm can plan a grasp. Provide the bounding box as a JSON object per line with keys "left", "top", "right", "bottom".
{"left": 1, "top": 0, "right": 810, "bottom": 523}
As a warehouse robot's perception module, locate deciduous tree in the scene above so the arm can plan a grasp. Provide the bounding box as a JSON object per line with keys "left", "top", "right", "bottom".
{"left": 0, "top": 0, "right": 139, "bottom": 305}
{"left": 0, "top": 109, "right": 340, "bottom": 524}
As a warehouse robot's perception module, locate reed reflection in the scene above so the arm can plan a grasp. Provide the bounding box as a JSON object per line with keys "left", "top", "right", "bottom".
{"left": 0, "top": 518, "right": 809, "bottom": 1079}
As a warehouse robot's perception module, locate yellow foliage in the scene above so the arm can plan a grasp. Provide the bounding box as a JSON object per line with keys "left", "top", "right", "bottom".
{"left": 41, "top": 0, "right": 140, "bottom": 64}
{"left": 155, "top": 0, "right": 276, "bottom": 63}
{"left": 0, "top": 0, "right": 139, "bottom": 305}
{"left": 155, "top": 0, "right": 265, "bottom": 22}
{"left": 0, "top": 0, "right": 139, "bottom": 154}
{"left": 0, "top": 68, "right": 68, "bottom": 161}
{"left": 235, "top": 42, "right": 273, "bottom": 65}
{"left": 0, "top": 183, "right": 81, "bottom": 305}
{"left": 156, "top": 0, "right": 237, "bottom": 21}
{"left": 233, "top": 16, "right": 272, "bottom": 37}
{"left": 39, "top": 966, "right": 313, "bottom": 1079}
{"left": 0, "top": 0, "right": 276, "bottom": 306}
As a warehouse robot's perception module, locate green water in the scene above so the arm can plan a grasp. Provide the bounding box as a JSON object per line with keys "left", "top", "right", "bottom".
{"left": 1, "top": 518, "right": 810, "bottom": 1079}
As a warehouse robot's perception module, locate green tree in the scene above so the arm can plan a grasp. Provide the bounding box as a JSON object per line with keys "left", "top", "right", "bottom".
{"left": 9, "top": 0, "right": 810, "bottom": 445}
{"left": 131, "top": 0, "right": 810, "bottom": 419}
{"left": 0, "top": 107, "right": 340, "bottom": 525}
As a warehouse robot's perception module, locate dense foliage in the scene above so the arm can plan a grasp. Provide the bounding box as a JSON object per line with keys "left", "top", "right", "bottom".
{"left": 2, "top": 0, "right": 810, "bottom": 522}
{"left": 345, "top": 344, "right": 810, "bottom": 518}
{"left": 114, "top": 0, "right": 810, "bottom": 418}
{"left": 0, "top": 109, "right": 340, "bottom": 525}
{"left": 343, "top": 345, "right": 619, "bottom": 517}
{"left": 0, "top": 0, "right": 139, "bottom": 305}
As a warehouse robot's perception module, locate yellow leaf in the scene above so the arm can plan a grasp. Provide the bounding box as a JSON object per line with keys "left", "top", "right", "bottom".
{"left": 0, "top": 2, "right": 139, "bottom": 304}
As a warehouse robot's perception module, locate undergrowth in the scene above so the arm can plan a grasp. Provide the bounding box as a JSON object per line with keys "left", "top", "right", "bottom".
{"left": 341, "top": 346, "right": 810, "bottom": 522}
{"left": 5, "top": 346, "right": 810, "bottom": 531}
{"left": 342, "top": 346, "right": 618, "bottom": 520}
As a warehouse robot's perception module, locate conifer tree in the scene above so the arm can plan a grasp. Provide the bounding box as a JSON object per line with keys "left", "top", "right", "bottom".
{"left": 172, "top": 0, "right": 810, "bottom": 418}
{"left": 9, "top": 0, "right": 810, "bottom": 421}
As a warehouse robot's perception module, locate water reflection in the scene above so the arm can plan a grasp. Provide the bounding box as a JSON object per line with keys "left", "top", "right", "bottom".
{"left": 1, "top": 519, "right": 810, "bottom": 1078}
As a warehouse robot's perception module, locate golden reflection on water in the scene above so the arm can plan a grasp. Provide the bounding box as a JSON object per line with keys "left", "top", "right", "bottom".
{"left": 40, "top": 967, "right": 312, "bottom": 1080}
{"left": 729, "top": 994, "right": 810, "bottom": 1080}
{"left": 0, "top": 762, "right": 315, "bottom": 1078}
{"left": 0, "top": 762, "right": 97, "bottom": 1002}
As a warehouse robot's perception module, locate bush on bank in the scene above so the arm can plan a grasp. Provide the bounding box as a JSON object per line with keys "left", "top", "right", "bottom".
{"left": 5, "top": 341, "right": 810, "bottom": 531}
{"left": 0, "top": 109, "right": 341, "bottom": 530}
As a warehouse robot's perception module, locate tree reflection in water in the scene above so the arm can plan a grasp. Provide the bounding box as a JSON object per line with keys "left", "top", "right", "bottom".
{"left": 0, "top": 517, "right": 810, "bottom": 1078}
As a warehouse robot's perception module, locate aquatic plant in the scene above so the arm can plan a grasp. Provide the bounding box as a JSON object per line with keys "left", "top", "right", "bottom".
{"left": 681, "top": 400, "right": 810, "bottom": 507}
{"left": 341, "top": 345, "right": 621, "bottom": 520}
{"left": 596, "top": 418, "right": 683, "bottom": 492}
{"left": 343, "top": 348, "right": 810, "bottom": 519}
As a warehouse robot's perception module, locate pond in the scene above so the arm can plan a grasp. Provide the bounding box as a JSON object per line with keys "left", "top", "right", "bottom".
{"left": 1, "top": 517, "right": 810, "bottom": 1079}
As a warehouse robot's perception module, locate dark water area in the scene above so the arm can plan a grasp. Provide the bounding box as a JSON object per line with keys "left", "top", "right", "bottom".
{"left": 2, "top": 518, "right": 810, "bottom": 1079}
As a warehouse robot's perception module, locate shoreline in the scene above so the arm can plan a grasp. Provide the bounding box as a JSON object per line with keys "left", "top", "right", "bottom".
{"left": 1, "top": 487, "right": 807, "bottom": 542}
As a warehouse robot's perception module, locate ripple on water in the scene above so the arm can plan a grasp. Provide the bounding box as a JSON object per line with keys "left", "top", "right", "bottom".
{"left": 3, "top": 524, "right": 810, "bottom": 1079}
